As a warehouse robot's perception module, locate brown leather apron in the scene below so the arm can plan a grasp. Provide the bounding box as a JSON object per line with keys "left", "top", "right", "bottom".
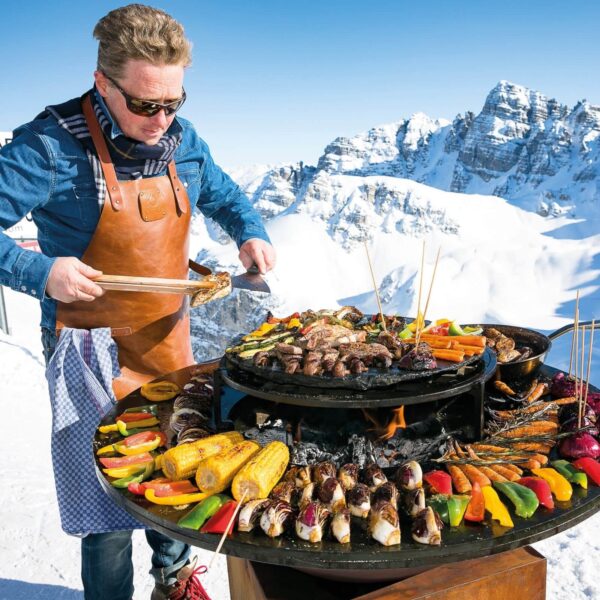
{"left": 56, "top": 95, "right": 194, "bottom": 399}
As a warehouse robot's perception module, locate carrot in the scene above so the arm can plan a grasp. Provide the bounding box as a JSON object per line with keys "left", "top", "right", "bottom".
{"left": 502, "top": 463, "right": 523, "bottom": 476}
{"left": 405, "top": 338, "right": 451, "bottom": 348}
{"left": 496, "top": 420, "right": 558, "bottom": 440}
{"left": 490, "top": 464, "right": 520, "bottom": 482}
{"left": 452, "top": 344, "right": 485, "bottom": 355}
{"left": 432, "top": 349, "right": 465, "bottom": 363}
{"left": 459, "top": 464, "right": 491, "bottom": 488}
{"left": 493, "top": 381, "right": 517, "bottom": 396}
{"left": 511, "top": 442, "right": 554, "bottom": 454}
{"left": 478, "top": 465, "right": 509, "bottom": 483}
{"left": 526, "top": 382, "right": 550, "bottom": 403}
{"left": 447, "top": 464, "right": 471, "bottom": 493}
{"left": 449, "top": 335, "right": 486, "bottom": 347}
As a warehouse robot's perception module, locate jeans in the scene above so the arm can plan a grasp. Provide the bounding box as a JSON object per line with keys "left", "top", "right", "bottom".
{"left": 42, "top": 327, "right": 191, "bottom": 599}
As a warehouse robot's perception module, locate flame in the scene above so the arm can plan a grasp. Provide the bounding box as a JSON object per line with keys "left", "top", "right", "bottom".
{"left": 379, "top": 406, "right": 406, "bottom": 441}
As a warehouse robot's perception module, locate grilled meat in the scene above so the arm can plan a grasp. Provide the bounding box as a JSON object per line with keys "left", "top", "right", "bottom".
{"left": 397, "top": 343, "right": 437, "bottom": 370}
{"left": 332, "top": 360, "right": 350, "bottom": 377}
{"left": 321, "top": 349, "right": 340, "bottom": 373}
{"left": 338, "top": 342, "right": 393, "bottom": 368}
{"left": 347, "top": 483, "right": 371, "bottom": 518}
{"left": 297, "top": 324, "right": 367, "bottom": 351}
{"left": 331, "top": 508, "right": 351, "bottom": 544}
{"left": 369, "top": 501, "right": 401, "bottom": 546}
{"left": 303, "top": 350, "right": 324, "bottom": 376}
{"left": 295, "top": 501, "right": 330, "bottom": 543}
{"left": 377, "top": 331, "right": 411, "bottom": 360}
{"left": 238, "top": 499, "right": 271, "bottom": 532}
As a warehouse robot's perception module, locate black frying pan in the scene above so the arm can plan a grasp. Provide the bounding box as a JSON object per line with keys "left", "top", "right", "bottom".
{"left": 475, "top": 320, "right": 593, "bottom": 381}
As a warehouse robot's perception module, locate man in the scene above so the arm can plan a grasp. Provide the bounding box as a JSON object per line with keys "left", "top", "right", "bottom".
{"left": 0, "top": 4, "right": 275, "bottom": 599}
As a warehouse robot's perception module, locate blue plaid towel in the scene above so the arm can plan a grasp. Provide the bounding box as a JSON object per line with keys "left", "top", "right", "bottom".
{"left": 46, "top": 327, "right": 144, "bottom": 536}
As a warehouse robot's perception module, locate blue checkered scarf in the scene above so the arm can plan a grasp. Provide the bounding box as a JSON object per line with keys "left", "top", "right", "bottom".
{"left": 43, "top": 88, "right": 182, "bottom": 206}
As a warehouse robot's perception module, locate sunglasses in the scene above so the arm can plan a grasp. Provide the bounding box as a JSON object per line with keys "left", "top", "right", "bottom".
{"left": 104, "top": 74, "right": 186, "bottom": 117}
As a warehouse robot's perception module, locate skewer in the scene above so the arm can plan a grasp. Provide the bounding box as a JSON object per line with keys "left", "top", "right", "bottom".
{"left": 569, "top": 290, "right": 580, "bottom": 378}
{"left": 418, "top": 247, "right": 441, "bottom": 347}
{"left": 364, "top": 241, "right": 387, "bottom": 333}
{"left": 577, "top": 325, "right": 586, "bottom": 428}
{"left": 208, "top": 490, "right": 248, "bottom": 569}
{"left": 414, "top": 241, "right": 426, "bottom": 345}
{"left": 583, "top": 320, "right": 595, "bottom": 419}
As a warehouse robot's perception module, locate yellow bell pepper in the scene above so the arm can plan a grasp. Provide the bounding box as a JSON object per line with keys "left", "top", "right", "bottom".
{"left": 140, "top": 381, "right": 180, "bottom": 402}
{"left": 242, "top": 322, "right": 277, "bottom": 341}
{"left": 287, "top": 318, "right": 302, "bottom": 329}
{"left": 113, "top": 437, "right": 161, "bottom": 456}
{"left": 531, "top": 468, "right": 573, "bottom": 502}
{"left": 116, "top": 417, "right": 160, "bottom": 436}
{"left": 144, "top": 489, "right": 210, "bottom": 506}
{"left": 98, "top": 423, "right": 119, "bottom": 434}
{"left": 482, "top": 485, "right": 514, "bottom": 528}
{"left": 154, "top": 454, "right": 164, "bottom": 471}
{"left": 97, "top": 443, "right": 117, "bottom": 456}
{"left": 102, "top": 464, "right": 149, "bottom": 479}
{"left": 407, "top": 311, "right": 425, "bottom": 333}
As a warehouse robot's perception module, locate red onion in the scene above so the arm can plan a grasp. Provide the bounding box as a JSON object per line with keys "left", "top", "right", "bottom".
{"left": 559, "top": 432, "right": 600, "bottom": 459}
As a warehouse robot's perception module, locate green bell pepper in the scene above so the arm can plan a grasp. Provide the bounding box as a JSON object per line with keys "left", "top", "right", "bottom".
{"left": 551, "top": 460, "right": 588, "bottom": 489}
{"left": 178, "top": 494, "right": 231, "bottom": 530}
{"left": 493, "top": 481, "right": 539, "bottom": 518}
{"left": 447, "top": 495, "right": 470, "bottom": 527}
{"left": 426, "top": 494, "right": 450, "bottom": 524}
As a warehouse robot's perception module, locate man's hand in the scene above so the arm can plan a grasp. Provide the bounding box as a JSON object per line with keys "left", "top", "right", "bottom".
{"left": 45, "top": 257, "right": 105, "bottom": 303}
{"left": 239, "top": 239, "right": 276, "bottom": 275}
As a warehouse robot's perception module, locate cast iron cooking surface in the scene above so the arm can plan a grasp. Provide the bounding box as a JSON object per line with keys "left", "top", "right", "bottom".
{"left": 93, "top": 364, "right": 600, "bottom": 570}
{"left": 226, "top": 332, "right": 481, "bottom": 390}
{"left": 220, "top": 348, "right": 496, "bottom": 409}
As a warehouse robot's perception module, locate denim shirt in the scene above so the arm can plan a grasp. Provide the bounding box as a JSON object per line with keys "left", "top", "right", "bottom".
{"left": 0, "top": 97, "right": 270, "bottom": 329}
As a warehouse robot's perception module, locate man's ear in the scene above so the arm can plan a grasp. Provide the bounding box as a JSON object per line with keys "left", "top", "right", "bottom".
{"left": 94, "top": 71, "right": 109, "bottom": 97}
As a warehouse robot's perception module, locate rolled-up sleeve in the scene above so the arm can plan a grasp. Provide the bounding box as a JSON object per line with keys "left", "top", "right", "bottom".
{"left": 0, "top": 126, "right": 56, "bottom": 298}
{"left": 194, "top": 138, "right": 270, "bottom": 248}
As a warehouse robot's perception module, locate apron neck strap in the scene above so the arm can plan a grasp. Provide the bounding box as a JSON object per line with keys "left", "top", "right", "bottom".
{"left": 82, "top": 95, "right": 124, "bottom": 212}
{"left": 167, "top": 161, "right": 188, "bottom": 215}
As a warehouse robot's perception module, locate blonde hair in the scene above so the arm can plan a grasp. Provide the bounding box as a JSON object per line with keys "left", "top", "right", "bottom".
{"left": 93, "top": 4, "right": 192, "bottom": 78}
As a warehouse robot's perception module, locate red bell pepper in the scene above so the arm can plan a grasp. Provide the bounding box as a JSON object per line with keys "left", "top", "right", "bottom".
{"left": 423, "top": 470, "right": 452, "bottom": 496}
{"left": 464, "top": 481, "right": 485, "bottom": 522}
{"left": 116, "top": 412, "right": 157, "bottom": 423}
{"left": 127, "top": 478, "right": 198, "bottom": 497}
{"left": 572, "top": 457, "right": 600, "bottom": 486}
{"left": 99, "top": 452, "right": 154, "bottom": 469}
{"left": 200, "top": 500, "right": 238, "bottom": 535}
{"left": 517, "top": 477, "right": 554, "bottom": 509}
{"left": 121, "top": 431, "right": 167, "bottom": 448}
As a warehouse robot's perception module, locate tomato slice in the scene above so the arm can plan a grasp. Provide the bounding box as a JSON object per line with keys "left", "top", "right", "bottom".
{"left": 428, "top": 324, "right": 450, "bottom": 336}
{"left": 99, "top": 452, "right": 154, "bottom": 468}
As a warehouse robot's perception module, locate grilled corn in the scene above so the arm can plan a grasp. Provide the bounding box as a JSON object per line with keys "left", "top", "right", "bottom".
{"left": 196, "top": 440, "right": 261, "bottom": 494}
{"left": 162, "top": 431, "right": 243, "bottom": 480}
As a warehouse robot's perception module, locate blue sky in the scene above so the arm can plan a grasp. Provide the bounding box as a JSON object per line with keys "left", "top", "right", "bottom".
{"left": 1, "top": 1, "right": 599, "bottom": 168}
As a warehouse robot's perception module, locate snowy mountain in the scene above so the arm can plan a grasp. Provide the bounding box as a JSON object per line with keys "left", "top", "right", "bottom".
{"left": 236, "top": 81, "right": 600, "bottom": 219}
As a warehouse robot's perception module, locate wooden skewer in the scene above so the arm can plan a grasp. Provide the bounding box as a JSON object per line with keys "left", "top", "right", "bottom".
{"left": 419, "top": 247, "right": 441, "bottom": 346}
{"left": 414, "top": 241, "right": 426, "bottom": 345}
{"left": 208, "top": 490, "right": 248, "bottom": 569}
{"left": 569, "top": 290, "right": 580, "bottom": 378}
{"left": 583, "top": 319, "right": 595, "bottom": 413}
{"left": 364, "top": 241, "right": 387, "bottom": 333}
{"left": 574, "top": 309, "right": 580, "bottom": 407}
{"left": 578, "top": 325, "right": 586, "bottom": 428}
{"left": 96, "top": 274, "right": 219, "bottom": 289}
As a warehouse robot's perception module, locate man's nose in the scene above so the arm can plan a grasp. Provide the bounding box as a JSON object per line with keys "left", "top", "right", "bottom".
{"left": 150, "top": 109, "right": 169, "bottom": 128}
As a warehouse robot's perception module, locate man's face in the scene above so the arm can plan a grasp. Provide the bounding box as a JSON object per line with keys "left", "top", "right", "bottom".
{"left": 94, "top": 60, "right": 185, "bottom": 145}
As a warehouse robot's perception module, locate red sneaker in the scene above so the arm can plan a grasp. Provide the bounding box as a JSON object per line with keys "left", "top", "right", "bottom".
{"left": 151, "top": 557, "right": 212, "bottom": 600}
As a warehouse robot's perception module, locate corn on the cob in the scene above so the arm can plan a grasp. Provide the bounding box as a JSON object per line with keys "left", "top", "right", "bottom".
{"left": 231, "top": 441, "right": 290, "bottom": 501}
{"left": 162, "top": 431, "right": 243, "bottom": 480}
{"left": 195, "top": 440, "right": 261, "bottom": 493}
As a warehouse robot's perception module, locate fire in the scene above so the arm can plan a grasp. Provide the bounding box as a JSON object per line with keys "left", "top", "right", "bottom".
{"left": 380, "top": 406, "right": 407, "bottom": 440}
{"left": 362, "top": 406, "right": 407, "bottom": 440}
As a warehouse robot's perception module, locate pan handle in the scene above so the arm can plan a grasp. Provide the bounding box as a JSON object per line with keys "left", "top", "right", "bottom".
{"left": 548, "top": 320, "right": 596, "bottom": 341}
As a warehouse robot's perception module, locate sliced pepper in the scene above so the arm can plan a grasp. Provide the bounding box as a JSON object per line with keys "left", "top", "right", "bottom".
{"left": 447, "top": 495, "right": 470, "bottom": 527}
{"left": 111, "top": 461, "right": 154, "bottom": 489}
{"left": 423, "top": 470, "right": 452, "bottom": 496}
{"left": 99, "top": 452, "right": 154, "bottom": 469}
{"left": 481, "top": 485, "right": 514, "bottom": 528}
{"left": 140, "top": 380, "right": 180, "bottom": 402}
{"left": 552, "top": 459, "right": 588, "bottom": 489}
{"left": 123, "top": 404, "right": 158, "bottom": 415}
{"left": 531, "top": 468, "right": 573, "bottom": 502}
{"left": 286, "top": 318, "right": 302, "bottom": 329}
{"left": 465, "top": 481, "right": 485, "bottom": 522}
{"left": 116, "top": 412, "right": 157, "bottom": 423}
{"left": 201, "top": 500, "right": 239, "bottom": 535}
{"left": 116, "top": 417, "right": 160, "bottom": 436}
{"left": 103, "top": 464, "right": 148, "bottom": 479}
{"left": 426, "top": 494, "right": 450, "bottom": 524}
{"left": 144, "top": 488, "right": 209, "bottom": 506}
{"left": 98, "top": 423, "right": 119, "bottom": 434}
{"left": 572, "top": 457, "right": 600, "bottom": 486}
{"left": 493, "top": 481, "right": 539, "bottom": 518}
{"left": 113, "top": 436, "right": 162, "bottom": 456}
{"left": 178, "top": 494, "right": 230, "bottom": 530}
{"left": 517, "top": 477, "right": 554, "bottom": 509}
